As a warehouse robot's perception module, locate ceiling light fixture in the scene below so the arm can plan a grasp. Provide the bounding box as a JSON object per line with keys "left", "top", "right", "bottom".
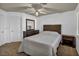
{"left": 35, "top": 11, "right": 38, "bottom": 16}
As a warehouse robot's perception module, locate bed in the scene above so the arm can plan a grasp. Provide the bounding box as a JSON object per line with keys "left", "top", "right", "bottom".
{"left": 18, "top": 25, "right": 62, "bottom": 56}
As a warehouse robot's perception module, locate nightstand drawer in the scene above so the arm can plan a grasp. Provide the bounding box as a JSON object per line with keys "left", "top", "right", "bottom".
{"left": 62, "top": 40, "right": 74, "bottom": 47}
{"left": 62, "top": 35, "right": 75, "bottom": 41}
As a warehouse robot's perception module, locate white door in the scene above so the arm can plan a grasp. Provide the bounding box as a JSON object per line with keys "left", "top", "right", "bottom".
{"left": 0, "top": 12, "right": 22, "bottom": 45}
{"left": 8, "top": 13, "right": 22, "bottom": 42}
{"left": 0, "top": 13, "right": 5, "bottom": 45}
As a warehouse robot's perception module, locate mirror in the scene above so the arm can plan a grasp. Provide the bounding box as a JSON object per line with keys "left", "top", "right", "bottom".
{"left": 26, "top": 19, "right": 35, "bottom": 30}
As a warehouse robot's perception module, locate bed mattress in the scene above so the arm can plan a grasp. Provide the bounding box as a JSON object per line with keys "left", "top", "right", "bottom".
{"left": 19, "top": 31, "right": 62, "bottom": 56}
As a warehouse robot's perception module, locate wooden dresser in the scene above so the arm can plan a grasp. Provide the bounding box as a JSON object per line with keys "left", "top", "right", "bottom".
{"left": 23, "top": 29, "right": 39, "bottom": 38}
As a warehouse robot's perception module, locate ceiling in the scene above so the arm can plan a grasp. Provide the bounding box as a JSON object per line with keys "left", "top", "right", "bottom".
{"left": 0, "top": 3, "right": 78, "bottom": 16}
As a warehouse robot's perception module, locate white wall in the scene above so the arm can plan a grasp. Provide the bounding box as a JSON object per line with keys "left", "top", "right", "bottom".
{"left": 75, "top": 4, "right": 79, "bottom": 35}
{"left": 75, "top": 4, "right": 79, "bottom": 54}
{"left": 0, "top": 10, "right": 37, "bottom": 32}
{"left": 37, "top": 11, "right": 76, "bottom": 35}
{"left": 0, "top": 9, "right": 6, "bottom": 12}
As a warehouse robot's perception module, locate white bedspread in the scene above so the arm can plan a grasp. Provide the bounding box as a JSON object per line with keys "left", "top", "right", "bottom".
{"left": 19, "top": 31, "right": 62, "bottom": 56}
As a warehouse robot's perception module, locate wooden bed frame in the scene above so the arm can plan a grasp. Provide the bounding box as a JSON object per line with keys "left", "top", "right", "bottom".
{"left": 43, "top": 24, "right": 61, "bottom": 34}
{"left": 21, "top": 24, "right": 61, "bottom": 56}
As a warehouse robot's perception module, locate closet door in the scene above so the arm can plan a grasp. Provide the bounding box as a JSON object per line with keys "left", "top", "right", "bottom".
{"left": 8, "top": 14, "right": 22, "bottom": 42}
{"left": 0, "top": 13, "right": 5, "bottom": 45}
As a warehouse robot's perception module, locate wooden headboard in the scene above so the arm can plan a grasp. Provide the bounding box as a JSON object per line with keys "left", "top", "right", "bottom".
{"left": 43, "top": 25, "right": 61, "bottom": 34}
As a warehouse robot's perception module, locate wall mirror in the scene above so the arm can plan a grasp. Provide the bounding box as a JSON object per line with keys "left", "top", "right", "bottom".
{"left": 26, "top": 19, "right": 35, "bottom": 30}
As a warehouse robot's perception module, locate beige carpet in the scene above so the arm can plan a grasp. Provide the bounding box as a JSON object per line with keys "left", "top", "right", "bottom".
{"left": 0, "top": 42, "right": 78, "bottom": 56}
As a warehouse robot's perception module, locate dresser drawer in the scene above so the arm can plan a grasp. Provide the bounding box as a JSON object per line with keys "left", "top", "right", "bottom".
{"left": 23, "top": 30, "right": 39, "bottom": 38}
{"left": 33, "top": 30, "right": 39, "bottom": 34}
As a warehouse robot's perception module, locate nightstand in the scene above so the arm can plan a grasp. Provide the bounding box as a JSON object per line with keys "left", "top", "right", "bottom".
{"left": 62, "top": 35, "right": 76, "bottom": 48}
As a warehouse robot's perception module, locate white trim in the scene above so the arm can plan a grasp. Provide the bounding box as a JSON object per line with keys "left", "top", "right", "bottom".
{"left": 77, "top": 12, "right": 79, "bottom": 35}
